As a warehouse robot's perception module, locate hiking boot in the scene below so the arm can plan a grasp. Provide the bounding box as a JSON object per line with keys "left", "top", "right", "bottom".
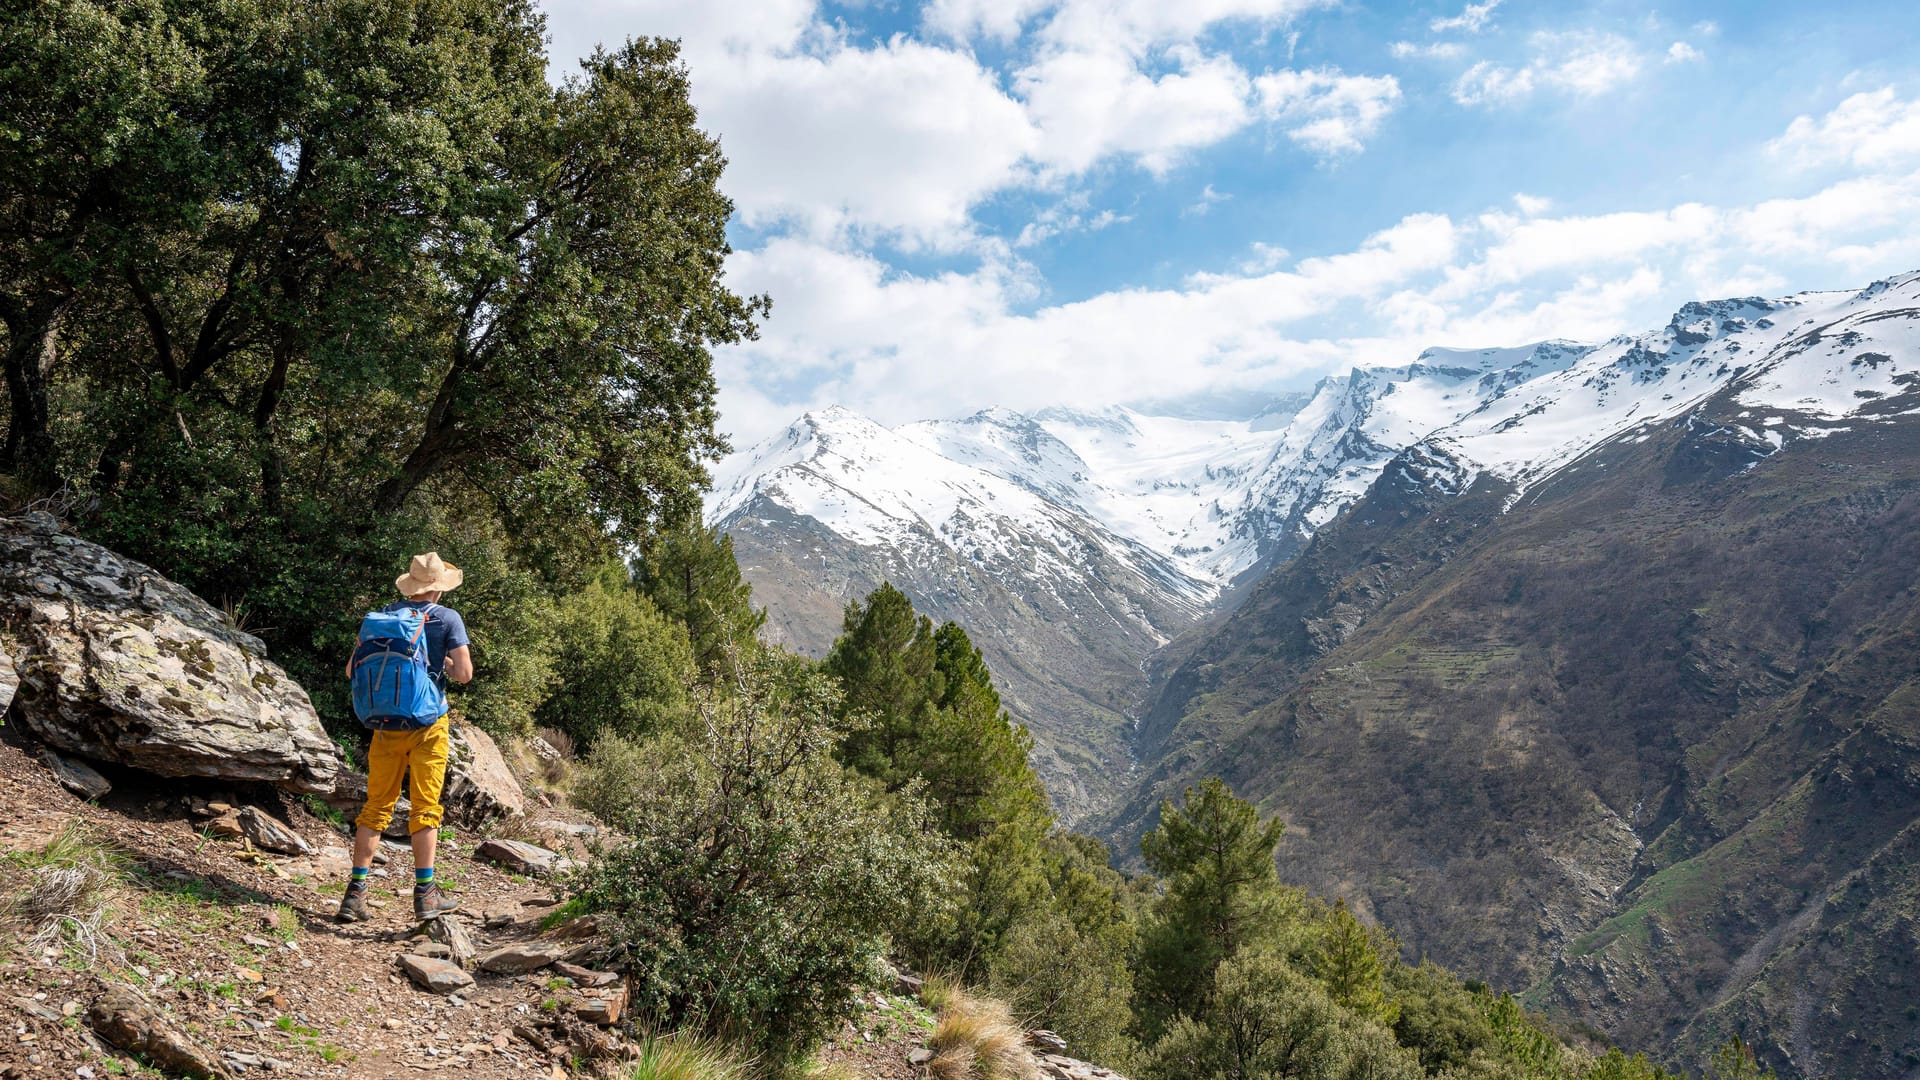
{"left": 335, "top": 887, "right": 370, "bottom": 924}
{"left": 413, "top": 882, "right": 458, "bottom": 920}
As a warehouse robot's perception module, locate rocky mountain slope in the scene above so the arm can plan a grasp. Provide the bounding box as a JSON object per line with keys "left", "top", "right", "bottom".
{"left": 1103, "top": 272, "right": 1920, "bottom": 1077}
{"left": 712, "top": 346, "right": 1593, "bottom": 816}
{"left": 716, "top": 271, "right": 1920, "bottom": 1074}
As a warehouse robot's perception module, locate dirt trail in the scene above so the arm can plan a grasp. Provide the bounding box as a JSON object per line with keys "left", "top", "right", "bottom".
{"left": 0, "top": 732, "right": 596, "bottom": 1079}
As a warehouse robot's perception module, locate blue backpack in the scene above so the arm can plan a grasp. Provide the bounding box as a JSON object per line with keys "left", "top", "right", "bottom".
{"left": 350, "top": 604, "right": 447, "bottom": 730}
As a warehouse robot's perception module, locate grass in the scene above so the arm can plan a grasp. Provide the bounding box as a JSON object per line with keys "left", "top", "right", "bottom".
{"left": 625, "top": 1031, "right": 755, "bottom": 1080}
{"left": 926, "top": 986, "right": 1038, "bottom": 1080}
{"left": 3, "top": 820, "right": 130, "bottom": 968}
{"left": 300, "top": 794, "right": 351, "bottom": 831}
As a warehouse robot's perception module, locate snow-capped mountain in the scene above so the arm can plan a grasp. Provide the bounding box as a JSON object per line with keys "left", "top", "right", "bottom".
{"left": 710, "top": 271, "right": 1920, "bottom": 819}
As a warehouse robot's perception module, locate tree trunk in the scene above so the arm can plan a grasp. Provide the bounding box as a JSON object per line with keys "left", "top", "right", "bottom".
{"left": 1, "top": 295, "right": 73, "bottom": 488}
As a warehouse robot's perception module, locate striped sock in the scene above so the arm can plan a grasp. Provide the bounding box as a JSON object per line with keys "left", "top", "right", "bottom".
{"left": 346, "top": 867, "right": 369, "bottom": 893}
{"left": 414, "top": 867, "right": 434, "bottom": 893}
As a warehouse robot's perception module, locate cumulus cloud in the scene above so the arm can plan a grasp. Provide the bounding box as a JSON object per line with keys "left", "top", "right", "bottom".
{"left": 1254, "top": 69, "right": 1403, "bottom": 156}
{"left": 1390, "top": 40, "right": 1466, "bottom": 60}
{"left": 716, "top": 161, "right": 1920, "bottom": 444}
{"left": 1666, "top": 41, "right": 1704, "bottom": 63}
{"left": 1017, "top": 45, "right": 1257, "bottom": 175}
{"left": 1453, "top": 31, "right": 1644, "bottom": 106}
{"left": 545, "top": 0, "right": 1396, "bottom": 247}
{"left": 1770, "top": 87, "right": 1920, "bottom": 171}
{"left": 1430, "top": 0, "right": 1502, "bottom": 34}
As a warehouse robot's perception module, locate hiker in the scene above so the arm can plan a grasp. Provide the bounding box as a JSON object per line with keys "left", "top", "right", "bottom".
{"left": 336, "top": 552, "right": 474, "bottom": 923}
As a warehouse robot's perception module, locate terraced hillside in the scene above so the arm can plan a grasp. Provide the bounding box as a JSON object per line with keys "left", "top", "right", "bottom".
{"left": 1105, "top": 379, "right": 1920, "bottom": 1077}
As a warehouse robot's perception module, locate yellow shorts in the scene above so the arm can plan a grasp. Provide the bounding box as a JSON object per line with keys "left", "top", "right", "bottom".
{"left": 355, "top": 716, "right": 450, "bottom": 835}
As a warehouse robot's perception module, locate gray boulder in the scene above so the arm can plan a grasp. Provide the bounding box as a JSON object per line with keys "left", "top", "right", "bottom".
{"left": 0, "top": 512, "right": 340, "bottom": 794}
{"left": 442, "top": 721, "right": 525, "bottom": 826}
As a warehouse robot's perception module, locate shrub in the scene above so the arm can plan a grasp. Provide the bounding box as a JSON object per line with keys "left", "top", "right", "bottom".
{"left": 572, "top": 647, "right": 959, "bottom": 1060}
{"left": 536, "top": 564, "right": 695, "bottom": 747}
{"left": 988, "top": 912, "right": 1135, "bottom": 1069}
{"left": 1139, "top": 951, "right": 1421, "bottom": 1080}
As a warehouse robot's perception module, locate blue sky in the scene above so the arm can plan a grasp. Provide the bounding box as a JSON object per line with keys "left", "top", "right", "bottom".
{"left": 540, "top": 0, "right": 1920, "bottom": 448}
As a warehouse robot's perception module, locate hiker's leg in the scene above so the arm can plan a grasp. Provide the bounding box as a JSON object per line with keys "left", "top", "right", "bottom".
{"left": 405, "top": 716, "right": 451, "bottom": 871}
{"left": 405, "top": 717, "right": 457, "bottom": 918}
{"left": 353, "top": 826, "right": 379, "bottom": 868}
{"left": 411, "top": 823, "right": 437, "bottom": 874}
{"left": 352, "top": 731, "right": 406, "bottom": 869}
{"left": 339, "top": 732, "right": 403, "bottom": 922}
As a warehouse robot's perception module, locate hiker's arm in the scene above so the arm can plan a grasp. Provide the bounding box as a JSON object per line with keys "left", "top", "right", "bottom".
{"left": 445, "top": 645, "right": 473, "bottom": 685}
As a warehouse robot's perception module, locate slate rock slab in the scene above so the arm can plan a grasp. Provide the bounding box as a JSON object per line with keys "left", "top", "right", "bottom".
{"left": 238, "top": 807, "right": 314, "bottom": 856}
{"left": 40, "top": 748, "right": 111, "bottom": 800}
{"left": 476, "top": 942, "right": 565, "bottom": 975}
{"left": 423, "top": 914, "right": 477, "bottom": 968}
{"left": 397, "top": 954, "right": 474, "bottom": 994}
{"left": 0, "top": 512, "right": 340, "bottom": 794}
{"left": 474, "top": 838, "right": 572, "bottom": 876}
{"left": 88, "top": 986, "right": 233, "bottom": 1079}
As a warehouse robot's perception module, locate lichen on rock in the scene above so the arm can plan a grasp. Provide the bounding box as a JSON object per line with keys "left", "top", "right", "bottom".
{"left": 0, "top": 512, "right": 341, "bottom": 794}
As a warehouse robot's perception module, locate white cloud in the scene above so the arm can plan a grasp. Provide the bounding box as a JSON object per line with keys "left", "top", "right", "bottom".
{"left": 1254, "top": 69, "right": 1403, "bottom": 156}
{"left": 1769, "top": 87, "right": 1920, "bottom": 171}
{"left": 923, "top": 0, "right": 1055, "bottom": 41}
{"left": 1512, "top": 193, "right": 1552, "bottom": 216}
{"left": 1389, "top": 40, "right": 1466, "bottom": 61}
{"left": 699, "top": 38, "right": 1041, "bottom": 247}
{"left": 1017, "top": 45, "right": 1256, "bottom": 175}
{"left": 1184, "top": 184, "right": 1232, "bottom": 216}
{"left": 717, "top": 164, "right": 1920, "bottom": 445}
{"left": 1430, "top": 0, "right": 1502, "bottom": 35}
{"left": 1015, "top": 204, "right": 1131, "bottom": 247}
{"left": 1453, "top": 31, "right": 1644, "bottom": 106}
{"left": 1666, "top": 41, "right": 1704, "bottom": 64}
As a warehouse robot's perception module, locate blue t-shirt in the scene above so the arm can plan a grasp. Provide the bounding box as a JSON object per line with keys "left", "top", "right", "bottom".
{"left": 381, "top": 601, "right": 470, "bottom": 686}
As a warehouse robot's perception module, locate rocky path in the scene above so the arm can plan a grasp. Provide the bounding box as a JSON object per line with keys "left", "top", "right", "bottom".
{"left": 0, "top": 734, "right": 610, "bottom": 1079}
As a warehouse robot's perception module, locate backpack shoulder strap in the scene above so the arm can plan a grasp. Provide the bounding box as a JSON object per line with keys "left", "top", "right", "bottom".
{"left": 407, "top": 604, "right": 433, "bottom": 647}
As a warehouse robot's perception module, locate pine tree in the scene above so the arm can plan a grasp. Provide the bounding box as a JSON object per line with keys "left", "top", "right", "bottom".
{"left": 1134, "top": 777, "right": 1290, "bottom": 1037}
{"left": 634, "top": 518, "right": 765, "bottom": 680}
{"left": 1313, "top": 898, "right": 1399, "bottom": 1025}
{"left": 824, "top": 582, "right": 937, "bottom": 785}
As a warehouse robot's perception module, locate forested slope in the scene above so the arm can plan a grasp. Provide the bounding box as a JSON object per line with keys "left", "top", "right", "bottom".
{"left": 1108, "top": 383, "right": 1920, "bottom": 1077}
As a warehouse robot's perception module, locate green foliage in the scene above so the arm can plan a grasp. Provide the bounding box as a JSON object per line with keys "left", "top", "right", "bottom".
{"left": 1139, "top": 951, "right": 1421, "bottom": 1080}
{"left": 634, "top": 519, "right": 766, "bottom": 680}
{"left": 826, "top": 582, "right": 937, "bottom": 785}
{"left": 1704, "top": 1038, "right": 1777, "bottom": 1080}
{"left": 1135, "top": 778, "right": 1291, "bottom": 1037}
{"left": 571, "top": 646, "right": 959, "bottom": 1060}
{"left": 1313, "top": 900, "right": 1399, "bottom": 1027}
{"left": 537, "top": 563, "right": 694, "bottom": 746}
{"left": 825, "top": 585, "right": 1057, "bottom": 974}
{"left": 988, "top": 911, "right": 1137, "bottom": 1069}
{"left": 0, "top": 0, "right": 761, "bottom": 739}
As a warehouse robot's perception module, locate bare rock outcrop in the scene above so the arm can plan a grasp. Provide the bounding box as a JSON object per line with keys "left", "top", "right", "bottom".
{"left": 0, "top": 512, "right": 341, "bottom": 794}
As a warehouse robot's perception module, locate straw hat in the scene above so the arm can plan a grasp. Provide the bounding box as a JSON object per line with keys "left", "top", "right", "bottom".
{"left": 396, "top": 552, "right": 463, "bottom": 596}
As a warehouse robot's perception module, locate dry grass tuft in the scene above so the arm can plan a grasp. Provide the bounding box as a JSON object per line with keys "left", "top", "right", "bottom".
{"left": 927, "top": 986, "right": 1039, "bottom": 1080}
{"left": 535, "top": 725, "right": 577, "bottom": 761}
{"left": 4, "top": 821, "right": 128, "bottom": 966}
